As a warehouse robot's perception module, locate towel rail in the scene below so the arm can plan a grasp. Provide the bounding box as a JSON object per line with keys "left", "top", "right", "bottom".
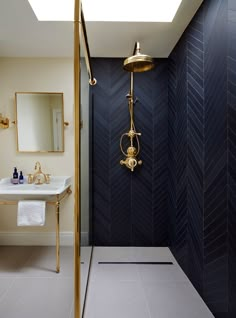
{"left": 0, "top": 186, "right": 72, "bottom": 273}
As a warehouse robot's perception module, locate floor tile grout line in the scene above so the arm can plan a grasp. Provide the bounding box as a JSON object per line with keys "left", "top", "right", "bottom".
{"left": 135, "top": 258, "right": 152, "bottom": 318}
{"left": 82, "top": 246, "right": 94, "bottom": 318}
{"left": 0, "top": 277, "right": 16, "bottom": 305}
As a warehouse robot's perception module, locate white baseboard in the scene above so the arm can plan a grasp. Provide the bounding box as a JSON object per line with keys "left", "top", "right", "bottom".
{"left": 0, "top": 231, "right": 89, "bottom": 246}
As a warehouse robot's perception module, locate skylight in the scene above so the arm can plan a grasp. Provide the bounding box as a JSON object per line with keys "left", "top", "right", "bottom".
{"left": 28, "top": 0, "right": 182, "bottom": 22}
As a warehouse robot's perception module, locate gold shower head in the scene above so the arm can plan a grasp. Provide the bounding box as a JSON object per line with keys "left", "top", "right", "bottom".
{"left": 123, "top": 42, "right": 154, "bottom": 73}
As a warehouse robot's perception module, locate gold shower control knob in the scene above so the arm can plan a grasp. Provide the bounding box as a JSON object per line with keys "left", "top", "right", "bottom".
{"left": 120, "top": 156, "right": 142, "bottom": 172}
{"left": 127, "top": 146, "right": 137, "bottom": 156}
{"left": 128, "top": 158, "right": 137, "bottom": 171}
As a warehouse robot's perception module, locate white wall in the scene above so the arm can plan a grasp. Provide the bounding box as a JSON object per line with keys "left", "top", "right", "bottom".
{"left": 0, "top": 57, "right": 89, "bottom": 245}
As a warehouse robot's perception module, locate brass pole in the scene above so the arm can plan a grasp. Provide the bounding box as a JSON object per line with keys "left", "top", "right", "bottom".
{"left": 132, "top": 42, "right": 139, "bottom": 55}
{"left": 81, "top": 8, "right": 97, "bottom": 86}
{"left": 130, "top": 71, "right": 134, "bottom": 97}
{"left": 74, "top": 0, "right": 81, "bottom": 317}
{"left": 129, "top": 72, "right": 134, "bottom": 131}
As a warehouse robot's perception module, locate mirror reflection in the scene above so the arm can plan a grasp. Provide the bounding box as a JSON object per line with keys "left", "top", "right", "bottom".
{"left": 15, "top": 92, "right": 64, "bottom": 152}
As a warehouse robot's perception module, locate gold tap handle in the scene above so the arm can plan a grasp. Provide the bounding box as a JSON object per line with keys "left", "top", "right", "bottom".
{"left": 45, "top": 174, "right": 51, "bottom": 184}
{"left": 27, "top": 174, "right": 33, "bottom": 184}
{"left": 128, "top": 158, "right": 137, "bottom": 171}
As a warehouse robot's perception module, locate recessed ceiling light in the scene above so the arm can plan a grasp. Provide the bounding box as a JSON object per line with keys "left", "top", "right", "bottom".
{"left": 28, "top": 0, "right": 182, "bottom": 22}
{"left": 84, "top": 0, "right": 182, "bottom": 22}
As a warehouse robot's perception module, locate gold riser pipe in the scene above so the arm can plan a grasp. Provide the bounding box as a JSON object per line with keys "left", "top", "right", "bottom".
{"left": 129, "top": 72, "right": 134, "bottom": 130}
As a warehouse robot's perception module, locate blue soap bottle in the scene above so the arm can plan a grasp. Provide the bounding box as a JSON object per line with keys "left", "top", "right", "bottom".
{"left": 12, "top": 167, "right": 19, "bottom": 184}
{"left": 19, "top": 171, "right": 24, "bottom": 184}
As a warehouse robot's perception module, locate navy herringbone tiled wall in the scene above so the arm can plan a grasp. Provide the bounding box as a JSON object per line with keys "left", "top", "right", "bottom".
{"left": 168, "top": 0, "right": 236, "bottom": 317}
{"left": 187, "top": 7, "right": 205, "bottom": 296}
{"left": 228, "top": 1, "right": 236, "bottom": 317}
{"left": 91, "top": 58, "right": 169, "bottom": 246}
{"left": 204, "top": 0, "right": 228, "bottom": 314}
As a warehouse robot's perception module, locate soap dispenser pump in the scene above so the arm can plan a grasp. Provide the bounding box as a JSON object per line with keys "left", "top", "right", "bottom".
{"left": 12, "top": 167, "right": 19, "bottom": 184}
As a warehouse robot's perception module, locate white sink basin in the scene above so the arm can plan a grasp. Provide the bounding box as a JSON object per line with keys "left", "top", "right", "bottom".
{"left": 0, "top": 176, "right": 72, "bottom": 196}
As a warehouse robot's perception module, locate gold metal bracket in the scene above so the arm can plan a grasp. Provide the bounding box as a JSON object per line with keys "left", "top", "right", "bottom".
{"left": 89, "top": 78, "right": 97, "bottom": 86}
{"left": 0, "top": 114, "right": 9, "bottom": 129}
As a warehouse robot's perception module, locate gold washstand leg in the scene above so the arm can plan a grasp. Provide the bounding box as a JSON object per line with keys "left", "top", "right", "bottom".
{"left": 56, "top": 197, "right": 60, "bottom": 273}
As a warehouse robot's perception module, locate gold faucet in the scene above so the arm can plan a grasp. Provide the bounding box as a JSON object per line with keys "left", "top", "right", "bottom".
{"left": 29, "top": 161, "right": 50, "bottom": 185}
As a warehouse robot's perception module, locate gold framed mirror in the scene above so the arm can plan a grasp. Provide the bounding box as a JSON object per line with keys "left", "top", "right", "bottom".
{"left": 15, "top": 92, "right": 65, "bottom": 153}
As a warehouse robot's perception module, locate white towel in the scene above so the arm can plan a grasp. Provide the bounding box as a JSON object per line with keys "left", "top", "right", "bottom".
{"left": 17, "top": 200, "right": 46, "bottom": 226}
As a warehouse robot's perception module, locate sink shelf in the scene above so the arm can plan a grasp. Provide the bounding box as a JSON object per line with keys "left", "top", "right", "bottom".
{"left": 0, "top": 176, "right": 72, "bottom": 196}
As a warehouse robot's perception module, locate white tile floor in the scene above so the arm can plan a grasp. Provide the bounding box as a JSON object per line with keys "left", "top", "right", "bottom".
{"left": 0, "top": 246, "right": 92, "bottom": 318}
{"left": 83, "top": 247, "right": 215, "bottom": 318}
{"left": 0, "top": 246, "right": 215, "bottom": 318}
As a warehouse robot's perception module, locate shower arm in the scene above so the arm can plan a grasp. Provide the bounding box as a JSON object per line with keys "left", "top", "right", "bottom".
{"left": 132, "top": 42, "right": 140, "bottom": 56}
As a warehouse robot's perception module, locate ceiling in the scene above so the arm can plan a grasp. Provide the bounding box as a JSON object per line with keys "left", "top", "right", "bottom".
{"left": 0, "top": 0, "right": 203, "bottom": 58}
